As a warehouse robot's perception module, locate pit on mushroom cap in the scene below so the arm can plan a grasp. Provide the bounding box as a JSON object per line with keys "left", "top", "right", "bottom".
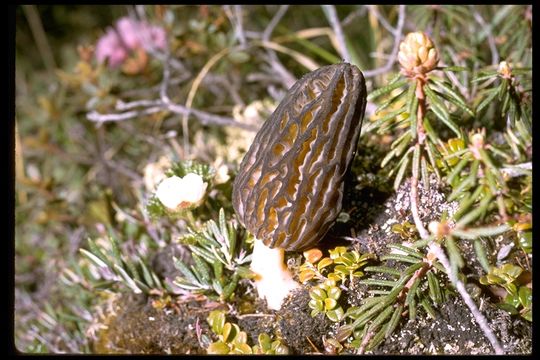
{"left": 233, "top": 63, "right": 366, "bottom": 310}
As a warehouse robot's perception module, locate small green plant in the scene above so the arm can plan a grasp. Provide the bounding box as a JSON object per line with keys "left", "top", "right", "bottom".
{"left": 204, "top": 310, "right": 289, "bottom": 354}
{"left": 300, "top": 246, "right": 375, "bottom": 322}
{"left": 252, "top": 333, "right": 290, "bottom": 355}
{"left": 391, "top": 221, "right": 418, "bottom": 240}
{"left": 480, "top": 263, "right": 532, "bottom": 321}
{"left": 205, "top": 310, "right": 252, "bottom": 354}
{"left": 79, "top": 234, "right": 166, "bottom": 295}
{"left": 172, "top": 208, "right": 255, "bottom": 301}
{"left": 328, "top": 243, "right": 447, "bottom": 353}
{"left": 299, "top": 246, "right": 375, "bottom": 285}
{"left": 309, "top": 279, "right": 344, "bottom": 322}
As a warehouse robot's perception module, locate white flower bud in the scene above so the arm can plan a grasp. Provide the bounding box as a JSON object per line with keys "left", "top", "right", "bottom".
{"left": 214, "top": 164, "right": 230, "bottom": 184}
{"left": 398, "top": 31, "right": 439, "bottom": 77}
{"left": 155, "top": 173, "right": 207, "bottom": 210}
{"left": 498, "top": 61, "right": 512, "bottom": 78}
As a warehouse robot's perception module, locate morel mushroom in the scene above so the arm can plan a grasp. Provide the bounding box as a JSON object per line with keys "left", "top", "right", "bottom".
{"left": 233, "top": 63, "right": 367, "bottom": 310}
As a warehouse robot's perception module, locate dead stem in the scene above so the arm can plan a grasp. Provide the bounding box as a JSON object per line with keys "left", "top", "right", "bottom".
{"left": 357, "top": 329, "right": 375, "bottom": 354}
{"left": 306, "top": 336, "right": 322, "bottom": 353}
{"left": 235, "top": 313, "right": 275, "bottom": 319}
{"left": 397, "top": 261, "right": 430, "bottom": 303}
{"left": 410, "top": 79, "right": 505, "bottom": 354}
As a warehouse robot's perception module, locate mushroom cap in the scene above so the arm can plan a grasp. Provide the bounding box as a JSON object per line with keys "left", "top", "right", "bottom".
{"left": 233, "top": 63, "right": 366, "bottom": 251}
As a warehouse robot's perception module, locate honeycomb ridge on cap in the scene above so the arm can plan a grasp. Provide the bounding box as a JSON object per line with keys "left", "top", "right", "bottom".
{"left": 233, "top": 63, "right": 367, "bottom": 251}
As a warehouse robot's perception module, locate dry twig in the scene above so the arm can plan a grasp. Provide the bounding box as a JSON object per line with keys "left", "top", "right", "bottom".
{"left": 363, "top": 5, "right": 406, "bottom": 78}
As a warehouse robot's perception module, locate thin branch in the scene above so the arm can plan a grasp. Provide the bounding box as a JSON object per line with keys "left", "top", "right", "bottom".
{"left": 500, "top": 162, "right": 532, "bottom": 177}
{"left": 427, "top": 243, "right": 504, "bottom": 354}
{"left": 87, "top": 107, "right": 163, "bottom": 124}
{"left": 116, "top": 99, "right": 162, "bottom": 111}
{"left": 322, "top": 5, "right": 351, "bottom": 63}
{"left": 342, "top": 7, "right": 366, "bottom": 27}
{"left": 263, "top": 5, "right": 289, "bottom": 41}
{"left": 357, "top": 329, "right": 376, "bottom": 354}
{"left": 262, "top": 5, "right": 297, "bottom": 89}
{"left": 159, "top": 43, "right": 192, "bottom": 154}
{"left": 224, "top": 5, "right": 247, "bottom": 48}
{"left": 363, "top": 5, "right": 406, "bottom": 78}
{"left": 234, "top": 5, "right": 247, "bottom": 47}
{"left": 471, "top": 6, "right": 500, "bottom": 66}
{"left": 87, "top": 102, "right": 258, "bottom": 131}
{"left": 170, "top": 104, "right": 258, "bottom": 130}
{"left": 119, "top": 73, "right": 191, "bottom": 98}
{"left": 410, "top": 162, "right": 430, "bottom": 239}
{"left": 367, "top": 5, "right": 395, "bottom": 35}
{"left": 22, "top": 5, "right": 57, "bottom": 73}
{"left": 206, "top": 74, "right": 246, "bottom": 106}
{"left": 159, "top": 48, "right": 172, "bottom": 104}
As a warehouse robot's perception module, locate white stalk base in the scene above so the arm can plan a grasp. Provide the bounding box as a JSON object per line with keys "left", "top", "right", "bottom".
{"left": 250, "top": 239, "right": 300, "bottom": 310}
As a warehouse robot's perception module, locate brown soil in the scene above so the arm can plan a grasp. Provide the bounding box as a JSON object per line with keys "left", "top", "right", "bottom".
{"left": 91, "top": 151, "right": 532, "bottom": 354}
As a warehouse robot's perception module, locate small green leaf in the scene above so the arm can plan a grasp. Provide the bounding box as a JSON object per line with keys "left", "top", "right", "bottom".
{"left": 324, "top": 298, "right": 338, "bottom": 310}
{"left": 221, "top": 322, "right": 236, "bottom": 343}
{"left": 326, "top": 307, "right": 345, "bottom": 322}
{"left": 86, "top": 239, "right": 110, "bottom": 267}
{"left": 408, "top": 297, "right": 417, "bottom": 321}
{"left": 473, "top": 239, "right": 491, "bottom": 273}
{"left": 233, "top": 331, "right": 248, "bottom": 346}
{"left": 388, "top": 244, "right": 424, "bottom": 259}
{"left": 430, "top": 79, "right": 474, "bottom": 117}
{"left": 310, "top": 287, "right": 327, "bottom": 301}
{"left": 327, "top": 286, "right": 342, "bottom": 300}
{"left": 405, "top": 278, "right": 420, "bottom": 306}
{"left": 427, "top": 271, "right": 442, "bottom": 303}
{"left": 114, "top": 264, "right": 142, "bottom": 294}
{"left": 419, "top": 296, "right": 437, "bottom": 319}
{"left": 208, "top": 310, "right": 226, "bottom": 334}
{"left": 497, "top": 302, "right": 519, "bottom": 315}
{"left": 367, "top": 78, "right": 408, "bottom": 101}
{"left": 233, "top": 343, "right": 252, "bottom": 354}
{"left": 453, "top": 224, "right": 510, "bottom": 239}
{"left": 192, "top": 253, "right": 211, "bottom": 284}
{"left": 521, "top": 308, "right": 532, "bottom": 322}
{"left": 425, "top": 85, "right": 462, "bottom": 138}
{"left": 207, "top": 341, "right": 230, "bottom": 354}
{"left": 472, "top": 71, "right": 498, "bottom": 82}
{"left": 258, "top": 333, "right": 271, "bottom": 349}
{"left": 221, "top": 274, "right": 239, "bottom": 300}
{"left": 393, "top": 151, "right": 411, "bottom": 191}
{"left": 476, "top": 87, "right": 499, "bottom": 113}
{"left": 236, "top": 266, "right": 256, "bottom": 279}
{"left": 385, "top": 304, "right": 404, "bottom": 338}
{"left": 365, "top": 108, "right": 407, "bottom": 134}
{"left": 518, "top": 231, "right": 532, "bottom": 253}
{"left": 518, "top": 286, "right": 532, "bottom": 308}
{"left": 381, "top": 253, "right": 420, "bottom": 265}
{"left": 138, "top": 258, "right": 155, "bottom": 288}
{"left": 79, "top": 248, "right": 109, "bottom": 269}
{"left": 309, "top": 299, "right": 324, "bottom": 312}
{"left": 173, "top": 256, "right": 200, "bottom": 285}
{"left": 317, "top": 257, "right": 333, "bottom": 272}
{"left": 440, "top": 66, "right": 468, "bottom": 72}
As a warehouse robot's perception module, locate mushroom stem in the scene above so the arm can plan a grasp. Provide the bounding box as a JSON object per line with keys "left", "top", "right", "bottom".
{"left": 250, "top": 239, "right": 300, "bottom": 310}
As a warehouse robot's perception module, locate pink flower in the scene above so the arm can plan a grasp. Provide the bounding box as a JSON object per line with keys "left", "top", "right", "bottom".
{"left": 95, "top": 28, "right": 128, "bottom": 68}
{"left": 116, "top": 17, "right": 141, "bottom": 49}
{"left": 95, "top": 17, "right": 167, "bottom": 68}
{"left": 146, "top": 25, "right": 167, "bottom": 50}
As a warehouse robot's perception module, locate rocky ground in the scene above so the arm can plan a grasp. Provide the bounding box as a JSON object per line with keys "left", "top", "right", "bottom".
{"left": 91, "top": 166, "right": 532, "bottom": 354}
